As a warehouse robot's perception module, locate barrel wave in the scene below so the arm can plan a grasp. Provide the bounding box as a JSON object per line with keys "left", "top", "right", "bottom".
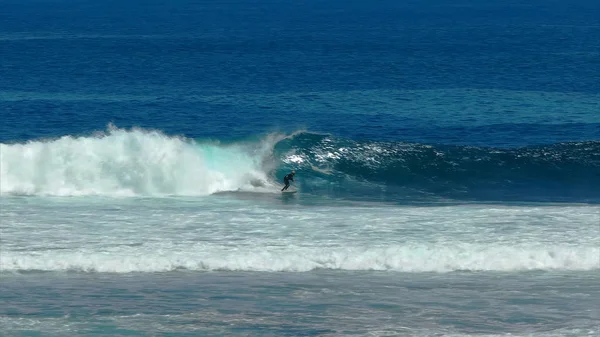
{"left": 2, "top": 126, "right": 598, "bottom": 202}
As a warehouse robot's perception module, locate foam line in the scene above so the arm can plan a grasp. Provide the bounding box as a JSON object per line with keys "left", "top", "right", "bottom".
{"left": 2, "top": 245, "right": 597, "bottom": 273}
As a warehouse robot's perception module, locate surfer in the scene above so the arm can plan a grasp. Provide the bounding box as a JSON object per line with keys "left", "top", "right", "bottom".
{"left": 281, "top": 170, "right": 296, "bottom": 191}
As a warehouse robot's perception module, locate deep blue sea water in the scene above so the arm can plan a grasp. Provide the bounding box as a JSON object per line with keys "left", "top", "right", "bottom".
{"left": 1, "top": 0, "right": 599, "bottom": 336}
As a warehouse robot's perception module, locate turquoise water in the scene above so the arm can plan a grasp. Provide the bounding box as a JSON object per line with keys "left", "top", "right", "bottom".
{"left": 1, "top": 0, "right": 599, "bottom": 336}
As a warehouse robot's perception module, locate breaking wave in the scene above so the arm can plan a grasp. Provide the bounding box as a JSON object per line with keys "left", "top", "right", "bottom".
{"left": 0, "top": 125, "right": 281, "bottom": 196}
{"left": 1, "top": 127, "right": 598, "bottom": 202}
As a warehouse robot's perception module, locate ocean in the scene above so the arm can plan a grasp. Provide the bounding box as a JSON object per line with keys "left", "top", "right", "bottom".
{"left": 1, "top": 0, "right": 599, "bottom": 336}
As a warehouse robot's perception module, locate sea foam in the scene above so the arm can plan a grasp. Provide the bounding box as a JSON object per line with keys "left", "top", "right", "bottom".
{"left": 1, "top": 244, "right": 597, "bottom": 273}
{"left": 0, "top": 126, "right": 277, "bottom": 196}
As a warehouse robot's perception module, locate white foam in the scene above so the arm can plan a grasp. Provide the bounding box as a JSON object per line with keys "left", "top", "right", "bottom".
{"left": 0, "top": 125, "right": 278, "bottom": 196}
{"left": 1, "top": 244, "right": 597, "bottom": 273}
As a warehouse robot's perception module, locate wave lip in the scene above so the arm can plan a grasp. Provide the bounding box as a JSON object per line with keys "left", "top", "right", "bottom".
{"left": 2, "top": 245, "right": 597, "bottom": 273}
{"left": 0, "top": 126, "right": 279, "bottom": 196}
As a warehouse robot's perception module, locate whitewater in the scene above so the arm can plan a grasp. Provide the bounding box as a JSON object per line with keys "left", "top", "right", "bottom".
{"left": 2, "top": 162, "right": 599, "bottom": 335}
{"left": 2, "top": 126, "right": 599, "bottom": 276}
{"left": 2, "top": 0, "right": 600, "bottom": 334}
{"left": 2, "top": 118, "right": 599, "bottom": 337}
{"left": 2, "top": 198, "right": 599, "bottom": 273}
{"left": 0, "top": 126, "right": 282, "bottom": 196}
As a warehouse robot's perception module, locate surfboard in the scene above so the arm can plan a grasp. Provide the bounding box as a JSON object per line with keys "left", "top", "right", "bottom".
{"left": 282, "top": 190, "right": 297, "bottom": 194}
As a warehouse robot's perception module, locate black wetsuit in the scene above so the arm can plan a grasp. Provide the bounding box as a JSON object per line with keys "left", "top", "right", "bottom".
{"left": 281, "top": 173, "right": 294, "bottom": 191}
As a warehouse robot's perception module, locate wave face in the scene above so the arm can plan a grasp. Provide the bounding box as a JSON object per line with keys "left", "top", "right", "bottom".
{"left": 2, "top": 128, "right": 598, "bottom": 202}
{"left": 0, "top": 126, "right": 278, "bottom": 196}
{"left": 276, "top": 133, "right": 600, "bottom": 202}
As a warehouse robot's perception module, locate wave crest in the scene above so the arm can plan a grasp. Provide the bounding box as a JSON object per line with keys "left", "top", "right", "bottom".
{"left": 0, "top": 126, "right": 277, "bottom": 196}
